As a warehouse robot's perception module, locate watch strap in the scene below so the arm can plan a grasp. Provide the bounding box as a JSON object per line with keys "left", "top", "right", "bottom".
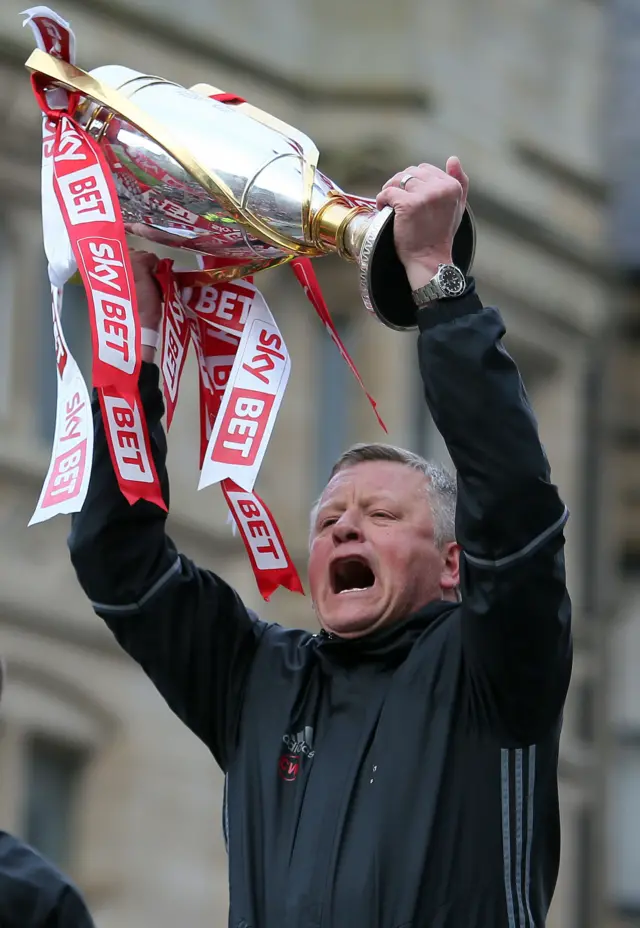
{"left": 411, "top": 279, "right": 442, "bottom": 307}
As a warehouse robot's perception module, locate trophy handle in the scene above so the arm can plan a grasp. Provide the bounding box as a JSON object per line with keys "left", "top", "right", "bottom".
{"left": 190, "top": 83, "right": 319, "bottom": 244}
{"left": 25, "top": 49, "right": 319, "bottom": 257}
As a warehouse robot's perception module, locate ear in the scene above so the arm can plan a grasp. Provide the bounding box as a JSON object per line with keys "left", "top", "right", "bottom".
{"left": 440, "top": 542, "right": 461, "bottom": 596}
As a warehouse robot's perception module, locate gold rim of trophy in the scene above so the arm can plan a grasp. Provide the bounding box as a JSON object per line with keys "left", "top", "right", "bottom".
{"left": 25, "top": 49, "right": 350, "bottom": 283}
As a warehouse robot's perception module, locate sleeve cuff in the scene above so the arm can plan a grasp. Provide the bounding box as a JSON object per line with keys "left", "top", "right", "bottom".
{"left": 416, "top": 278, "right": 483, "bottom": 332}
{"left": 139, "top": 360, "right": 161, "bottom": 390}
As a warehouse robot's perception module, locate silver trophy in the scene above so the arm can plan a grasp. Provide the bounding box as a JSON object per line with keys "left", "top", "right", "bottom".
{"left": 26, "top": 50, "right": 475, "bottom": 330}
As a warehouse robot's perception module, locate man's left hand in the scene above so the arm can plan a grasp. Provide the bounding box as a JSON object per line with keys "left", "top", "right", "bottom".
{"left": 376, "top": 157, "right": 469, "bottom": 291}
{"left": 129, "top": 250, "right": 162, "bottom": 363}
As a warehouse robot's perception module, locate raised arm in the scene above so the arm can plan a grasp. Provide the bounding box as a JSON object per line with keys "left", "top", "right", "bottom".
{"left": 68, "top": 253, "right": 265, "bottom": 769}
{"left": 418, "top": 290, "right": 571, "bottom": 743}
{"left": 379, "top": 161, "right": 572, "bottom": 745}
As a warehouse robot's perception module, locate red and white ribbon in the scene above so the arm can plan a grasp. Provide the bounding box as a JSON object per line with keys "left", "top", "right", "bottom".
{"left": 184, "top": 303, "right": 220, "bottom": 467}
{"left": 45, "top": 113, "right": 165, "bottom": 509}
{"left": 222, "top": 481, "right": 303, "bottom": 600}
{"left": 187, "top": 278, "right": 256, "bottom": 337}
{"left": 24, "top": 8, "right": 93, "bottom": 524}
{"left": 29, "top": 286, "right": 93, "bottom": 524}
{"left": 197, "top": 284, "right": 290, "bottom": 493}
{"left": 200, "top": 323, "right": 239, "bottom": 406}
{"left": 155, "top": 259, "right": 190, "bottom": 429}
{"left": 26, "top": 8, "right": 165, "bottom": 512}
{"left": 22, "top": 6, "right": 74, "bottom": 64}
{"left": 186, "top": 255, "right": 303, "bottom": 597}
{"left": 22, "top": 7, "right": 75, "bottom": 294}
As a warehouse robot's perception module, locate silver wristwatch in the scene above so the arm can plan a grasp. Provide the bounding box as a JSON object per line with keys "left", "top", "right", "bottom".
{"left": 411, "top": 264, "right": 466, "bottom": 308}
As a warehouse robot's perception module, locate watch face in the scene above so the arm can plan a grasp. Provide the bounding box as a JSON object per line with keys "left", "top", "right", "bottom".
{"left": 438, "top": 265, "right": 466, "bottom": 297}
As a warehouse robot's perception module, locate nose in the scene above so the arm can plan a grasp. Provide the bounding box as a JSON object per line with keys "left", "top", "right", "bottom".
{"left": 332, "top": 510, "right": 364, "bottom": 545}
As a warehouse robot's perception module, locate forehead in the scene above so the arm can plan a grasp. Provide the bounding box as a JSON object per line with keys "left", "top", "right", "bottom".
{"left": 319, "top": 460, "right": 428, "bottom": 506}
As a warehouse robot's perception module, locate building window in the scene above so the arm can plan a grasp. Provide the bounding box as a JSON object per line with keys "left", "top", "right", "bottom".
{"left": 38, "top": 269, "right": 91, "bottom": 445}
{"left": 22, "top": 734, "right": 88, "bottom": 870}
{"left": 315, "top": 316, "right": 356, "bottom": 494}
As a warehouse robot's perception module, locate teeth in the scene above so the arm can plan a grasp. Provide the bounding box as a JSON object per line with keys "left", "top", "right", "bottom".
{"left": 339, "top": 587, "right": 368, "bottom": 594}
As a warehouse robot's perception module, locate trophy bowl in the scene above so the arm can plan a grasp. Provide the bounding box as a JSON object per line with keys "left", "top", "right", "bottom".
{"left": 27, "top": 51, "right": 476, "bottom": 331}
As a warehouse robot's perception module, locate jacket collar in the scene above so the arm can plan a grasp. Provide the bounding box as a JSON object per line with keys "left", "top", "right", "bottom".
{"left": 314, "top": 599, "right": 457, "bottom": 669}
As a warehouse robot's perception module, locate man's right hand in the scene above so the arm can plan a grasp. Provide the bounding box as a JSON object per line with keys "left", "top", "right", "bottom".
{"left": 375, "top": 157, "right": 468, "bottom": 291}
{"left": 130, "top": 250, "right": 163, "bottom": 363}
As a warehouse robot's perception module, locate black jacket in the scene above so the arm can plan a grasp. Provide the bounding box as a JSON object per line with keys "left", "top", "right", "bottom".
{"left": 0, "top": 832, "right": 95, "bottom": 928}
{"left": 69, "top": 285, "right": 572, "bottom": 928}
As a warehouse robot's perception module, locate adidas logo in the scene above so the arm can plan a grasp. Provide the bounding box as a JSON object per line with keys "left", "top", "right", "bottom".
{"left": 282, "top": 725, "right": 315, "bottom": 758}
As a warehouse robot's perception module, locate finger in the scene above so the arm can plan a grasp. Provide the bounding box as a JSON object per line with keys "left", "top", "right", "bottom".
{"left": 381, "top": 169, "right": 415, "bottom": 192}
{"left": 376, "top": 185, "right": 413, "bottom": 211}
{"left": 446, "top": 156, "right": 469, "bottom": 201}
{"left": 144, "top": 255, "right": 160, "bottom": 276}
{"left": 381, "top": 163, "right": 448, "bottom": 197}
{"left": 418, "top": 162, "right": 449, "bottom": 180}
{"left": 131, "top": 250, "right": 158, "bottom": 266}
{"left": 129, "top": 252, "right": 159, "bottom": 277}
{"left": 126, "top": 222, "right": 150, "bottom": 238}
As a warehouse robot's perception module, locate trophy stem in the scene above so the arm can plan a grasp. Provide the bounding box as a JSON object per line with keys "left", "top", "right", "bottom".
{"left": 313, "top": 198, "right": 406, "bottom": 327}
{"left": 313, "top": 199, "right": 374, "bottom": 262}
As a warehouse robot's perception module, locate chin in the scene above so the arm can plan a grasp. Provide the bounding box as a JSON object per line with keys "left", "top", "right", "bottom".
{"left": 319, "top": 592, "right": 386, "bottom": 638}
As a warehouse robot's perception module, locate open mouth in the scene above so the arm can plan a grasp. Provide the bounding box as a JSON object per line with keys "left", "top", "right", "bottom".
{"left": 330, "top": 556, "right": 376, "bottom": 595}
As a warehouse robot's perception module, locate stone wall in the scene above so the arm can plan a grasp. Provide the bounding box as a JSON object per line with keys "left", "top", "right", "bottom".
{"left": 0, "top": 0, "right": 610, "bottom": 924}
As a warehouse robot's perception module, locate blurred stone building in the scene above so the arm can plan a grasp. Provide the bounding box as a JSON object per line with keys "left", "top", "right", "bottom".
{"left": 607, "top": 3, "right": 640, "bottom": 927}
{"left": 0, "top": 0, "right": 620, "bottom": 926}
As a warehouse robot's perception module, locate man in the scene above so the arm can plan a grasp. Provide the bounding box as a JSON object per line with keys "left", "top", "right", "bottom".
{"left": 0, "top": 661, "right": 96, "bottom": 927}
{"left": 69, "top": 158, "right": 572, "bottom": 927}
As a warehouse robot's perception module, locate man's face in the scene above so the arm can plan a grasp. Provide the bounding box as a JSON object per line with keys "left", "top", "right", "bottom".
{"left": 308, "top": 461, "right": 460, "bottom": 638}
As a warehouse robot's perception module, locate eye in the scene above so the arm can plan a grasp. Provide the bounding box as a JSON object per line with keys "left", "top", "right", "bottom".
{"left": 371, "top": 510, "right": 395, "bottom": 520}
{"left": 320, "top": 517, "right": 338, "bottom": 529}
